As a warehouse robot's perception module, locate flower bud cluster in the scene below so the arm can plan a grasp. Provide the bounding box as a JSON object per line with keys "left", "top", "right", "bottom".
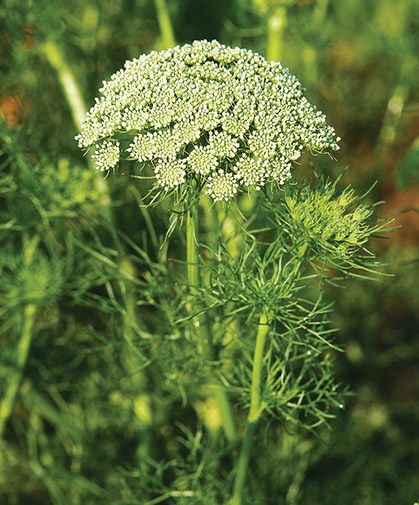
{"left": 76, "top": 40, "right": 340, "bottom": 201}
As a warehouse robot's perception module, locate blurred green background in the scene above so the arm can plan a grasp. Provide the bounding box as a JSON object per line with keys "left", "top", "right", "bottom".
{"left": 1, "top": 1, "right": 418, "bottom": 504}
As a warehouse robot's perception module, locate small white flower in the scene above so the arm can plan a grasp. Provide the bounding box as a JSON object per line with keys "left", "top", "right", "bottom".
{"left": 121, "top": 105, "right": 149, "bottom": 131}
{"left": 248, "top": 130, "right": 277, "bottom": 159}
{"left": 149, "top": 101, "right": 175, "bottom": 128}
{"left": 154, "top": 130, "right": 182, "bottom": 159}
{"left": 206, "top": 169, "right": 239, "bottom": 202}
{"left": 187, "top": 146, "right": 219, "bottom": 176}
{"left": 269, "top": 157, "right": 292, "bottom": 185}
{"left": 127, "top": 133, "right": 157, "bottom": 161}
{"left": 221, "top": 108, "right": 251, "bottom": 139}
{"left": 234, "top": 154, "right": 268, "bottom": 189}
{"left": 208, "top": 130, "right": 239, "bottom": 158}
{"left": 91, "top": 140, "right": 120, "bottom": 172}
{"left": 172, "top": 121, "right": 202, "bottom": 145}
{"left": 154, "top": 159, "right": 186, "bottom": 190}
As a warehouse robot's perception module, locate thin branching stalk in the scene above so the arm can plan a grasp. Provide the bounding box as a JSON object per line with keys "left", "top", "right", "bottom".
{"left": 0, "top": 303, "right": 36, "bottom": 443}
{"left": 230, "top": 309, "right": 270, "bottom": 505}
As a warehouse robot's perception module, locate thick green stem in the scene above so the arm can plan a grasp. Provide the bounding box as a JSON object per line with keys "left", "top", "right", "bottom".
{"left": 248, "top": 311, "right": 269, "bottom": 422}
{"left": 186, "top": 205, "right": 201, "bottom": 293}
{"left": 186, "top": 204, "right": 212, "bottom": 359}
{"left": 186, "top": 200, "right": 237, "bottom": 442}
{"left": 230, "top": 422, "right": 257, "bottom": 505}
{"left": 230, "top": 310, "right": 270, "bottom": 505}
{"left": 0, "top": 303, "right": 36, "bottom": 441}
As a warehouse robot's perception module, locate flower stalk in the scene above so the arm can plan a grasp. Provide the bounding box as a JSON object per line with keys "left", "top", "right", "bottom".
{"left": 230, "top": 309, "right": 270, "bottom": 505}
{"left": 42, "top": 41, "right": 87, "bottom": 132}
{"left": 0, "top": 303, "right": 36, "bottom": 442}
{"left": 186, "top": 202, "right": 201, "bottom": 300}
{"left": 186, "top": 197, "right": 212, "bottom": 359}
{"left": 266, "top": 6, "right": 287, "bottom": 63}
{"left": 186, "top": 195, "right": 237, "bottom": 442}
{"left": 154, "top": 0, "right": 176, "bottom": 49}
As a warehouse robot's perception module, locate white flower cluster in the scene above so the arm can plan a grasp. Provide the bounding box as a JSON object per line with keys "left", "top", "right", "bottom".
{"left": 91, "top": 140, "right": 120, "bottom": 172}
{"left": 76, "top": 40, "right": 340, "bottom": 201}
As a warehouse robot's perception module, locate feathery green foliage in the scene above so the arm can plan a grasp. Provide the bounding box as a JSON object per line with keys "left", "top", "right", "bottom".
{"left": 1, "top": 1, "right": 418, "bottom": 504}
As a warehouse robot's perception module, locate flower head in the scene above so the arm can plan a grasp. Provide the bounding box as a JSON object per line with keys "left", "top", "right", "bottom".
{"left": 206, "top": 170, "right": 239, "bottom": 202}
{"left": 91, "top": 140, "right": 120, "bottom": 172}
{"left": 76, "top": 40, "right": 339, "bottom": 201}
{"left": 154, "top": 159, "right": 186, "bottom": 190}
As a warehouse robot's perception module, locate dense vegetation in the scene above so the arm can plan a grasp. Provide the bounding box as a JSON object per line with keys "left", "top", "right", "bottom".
{"left": 1, "top": 1, "right": 418, "bottom": 504}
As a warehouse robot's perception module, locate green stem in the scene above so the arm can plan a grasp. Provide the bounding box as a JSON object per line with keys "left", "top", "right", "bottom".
{"left": 230, "top": 422, "right": 257, "bottom": 505}
{"left": 186, "top": 202, "right": 212, "bottom": 359}
{"left": 42, "top": 41, "right": 87, "bottom": 132}
{"left": 266, "top": 7, "right": 287, "bottom": 62}
{"left": 42, "top": 39, "right": 112, "bottom": 208}
{"left": 230, "top": 310, "right": 270, "bottom": 505}
{"left": 214, "top": 385, "right": 237, "bottom": 443}
{"left": 186, "top": 199, "right": 237, "bottom": 442}
{"left": 154, "top": 0, "right": 176, "bottom": 48}
{"left": 313, "top": 0, "right": 329, "bottom": 25}
{"left": 0, "top": 303, "right": 37, "bottom": 441}
{"left": 186, "top": 204, "right": 201, "bottom": 294}
{"left": 248, "top": 311, "right": 269, "bottom": 422}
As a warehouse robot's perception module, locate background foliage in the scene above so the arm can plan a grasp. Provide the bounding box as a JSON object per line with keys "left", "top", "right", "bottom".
{"left": 1, "top": 1, "right": 418, "bottom": 504}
